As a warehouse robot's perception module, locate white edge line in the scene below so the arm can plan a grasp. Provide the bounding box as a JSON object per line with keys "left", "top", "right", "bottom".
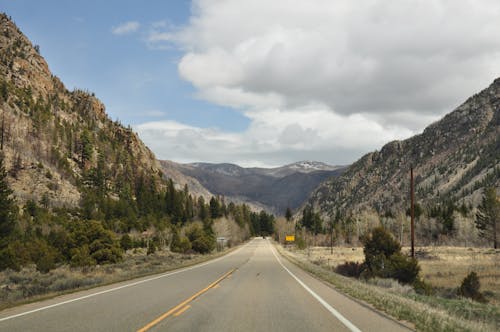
{"left": 269, "top": 242, "right": 362, "bottom": 332}
{"left": 0, "top": 239, "right": 253, "bottom": 322}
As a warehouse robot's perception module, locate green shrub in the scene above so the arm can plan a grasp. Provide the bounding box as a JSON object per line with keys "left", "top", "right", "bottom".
{"left": 186, "top": 224, "right": 215, "bottom": 254}
{"left": 120, "top": 234, "right": 133, "bottom": 251}
{"left": 362, "top": 227, "right": 401, "bottom": 271}
{"left": 457, "top": 271, "right": 485, "bottom": 302}
{"left": 413, "top": 278, "right": 434, "bottom": 296}
{"left": 0, "top": 245, "right": 21, "bottom": 271}
{"left": 70, "top": 245, "right": 95, "bottom": 267}
{"left": 362, "top": 227, "right": 420, "bottom": 285}
{"left": 295, "top": 236, "right": 306, "bottom": 249}
{"left": 335, "top": 261, "right": 365, "bottom": 278}
{"left": 147, "top": 242, "right": 156, "bottom": 255}
{"left": 386, "top": 253, "right": 420, "bottom": 284}
{"left": 170, "top": 231, "right": 192, "bottom": 253}
{"left": 335, "top": 262, "right": 365, "bottom": 278}
{"left": 32, "top": 242, "right": 58, "bottom": 273}
{"left": 191, "top": 234, "right": 215, "bottom": 254}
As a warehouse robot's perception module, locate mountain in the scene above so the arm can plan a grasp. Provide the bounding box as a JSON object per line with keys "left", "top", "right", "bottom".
{"left": 307, "top": 77, "right": 499, "bottom": 218}
{"left": 161, "top": 160, "right": 345, "bottom": 214}
{"left": 0, "top": 13, "right": 164, "bottom": 208}
{"left": 250, "top": 161, "right": 341, "bottom": 178}
{"left": 158, "top": 160, "right": 213, "bottom": 200}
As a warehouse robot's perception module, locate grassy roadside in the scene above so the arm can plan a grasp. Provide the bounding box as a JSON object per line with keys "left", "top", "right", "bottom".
{"left": 0, "top": 244, "right": 243, "bottom": 311}
{"left": 275, "top": 244, "right": 499, "bottom": 332}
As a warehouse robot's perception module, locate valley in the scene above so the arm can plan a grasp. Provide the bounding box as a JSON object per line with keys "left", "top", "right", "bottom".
{"left": 161, "top": 160, "right": 345, "bottom": 214}
{"left": 0, "top": 6, "right": 499, "bottom": 332}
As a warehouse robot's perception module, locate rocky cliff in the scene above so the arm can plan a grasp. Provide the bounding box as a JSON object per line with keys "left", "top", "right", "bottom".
{"left": 308, "top": 77, "right": 499, "bottom": 218}
{"left": 0, "top": 13, "right": 163, "bottom": 208}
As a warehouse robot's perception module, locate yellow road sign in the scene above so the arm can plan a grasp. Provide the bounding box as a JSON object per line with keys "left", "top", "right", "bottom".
{"left": 285, "top": 235, "right": 295, "bottom": 242}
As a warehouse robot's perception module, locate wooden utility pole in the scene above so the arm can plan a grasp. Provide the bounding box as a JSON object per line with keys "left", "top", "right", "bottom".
{"left": 330, "top": 222, "right": 334, "bottom": 254}
{"left": 1, "top": 111, "right": 4, "bottom": 151}
{"left": 410, "top": 166, "right": 415, "bottom": 258}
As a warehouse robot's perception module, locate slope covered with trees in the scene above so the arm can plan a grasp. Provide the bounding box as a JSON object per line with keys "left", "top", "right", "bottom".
{"left": 0, "top": 13, "right": 273, "bottom": 272}
{"left": 303, "top": 77, "right": 499, "bottom": 246}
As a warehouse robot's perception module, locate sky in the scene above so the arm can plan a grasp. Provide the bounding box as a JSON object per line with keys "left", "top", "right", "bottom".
{"left": 1, "top": 0, "right": 499, "bottom": 167}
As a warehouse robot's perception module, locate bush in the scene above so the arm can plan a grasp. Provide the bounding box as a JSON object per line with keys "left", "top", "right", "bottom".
{"left": 457, "top": 271, "right": 485, "bottom": 302}
{"left": 147, "top": 241, "right": 156, "bottom": 255}
{"left": 413, "top": 278, "right": 434, "bottom": 296}
{"left": 362, "top": 227, "right": 420, "bottom": 285}
{"left": 70, "top": 245, "right": 95, "bottom": 267}
{"left": 185, "top": 224, "right": 215, "bottom": 254}
{"left": 386, "top": 253, "right": 420, "bottom": 284}
{"left": 0, "top": 245, "right": 21, "bottom": 271}
{"left": 295, "top": 236, "right": 306, "bottom": 249}
{"left": 335, "top": 261, "right": 365, "bottom": 278}
{"left": 362, "top": 227, "right": 401, "bottom": 271}
{"left": 170, "top": 231, "right": 192, "bottom": 253}
{"left": 120, "top": 234, "right": 133, "bottom": 251}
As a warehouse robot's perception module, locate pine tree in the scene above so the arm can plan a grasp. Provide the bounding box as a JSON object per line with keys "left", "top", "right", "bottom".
{"left": 476, "top": 187, "right": 499, "bottom": 249}
{"left": 209, "top": 197, "right": 220, "bottom": 219}
{"left": 80, "top": 129, "right": 93, "bottom": 166}
{"left": 0, "top": 156, "right": 16, "bottom": 248}
{"left": 285, "top": 207, "right": 292, "bottom": 221}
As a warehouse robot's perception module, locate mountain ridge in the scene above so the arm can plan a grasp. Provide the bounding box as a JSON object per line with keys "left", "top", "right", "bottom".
{"left": 0, "top": 13, "right": 164, "bottom": 208}
{"left": 307, "top": 77, "right": 499, "bottom": 220}
{"left": 160, "top": 159, "right": 346, "bottom": 214}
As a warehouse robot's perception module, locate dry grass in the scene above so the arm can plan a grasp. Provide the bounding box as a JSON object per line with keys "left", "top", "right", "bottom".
{"left": 0, "top": 246, "right": 236, "bottom": 310}
{"left": 279, "top": 244, "right": 499, "bottom": 332}
{"left": 412, "top": 247, "right": 499, "bottom": 303}
{"left": 296, "top": 245, "right": 499, "bottom": 304}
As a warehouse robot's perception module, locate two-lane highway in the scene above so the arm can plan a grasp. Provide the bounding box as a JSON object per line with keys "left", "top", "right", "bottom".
{"left": 0, "top": 238, "right": 411, "bottom": 331}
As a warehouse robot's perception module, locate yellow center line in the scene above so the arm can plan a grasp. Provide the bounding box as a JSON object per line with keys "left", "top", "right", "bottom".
{"left": 137, "top": 268, "right": 236, "bottom": 332}
{"left": 173, "top": 305, "right": 190, "bottom": 317}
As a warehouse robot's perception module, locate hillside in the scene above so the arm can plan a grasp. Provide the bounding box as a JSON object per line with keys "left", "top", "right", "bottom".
{"left": 162, "top": 161, "right": 345, "bottom": 214}
{"left": 0, "top": 13, "right": 163, "bottom": 208}
{"left": 308, "top": 77, "right": 499, "bottom": 219}
{"left": 0, "top": 13, "right": 271, "bottom": 276}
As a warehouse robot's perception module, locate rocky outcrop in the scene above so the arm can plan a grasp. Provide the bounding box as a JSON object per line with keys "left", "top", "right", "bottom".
{"left": 0, "top": 13, "right": 163, "bottom": 207}
{"left": 308, "top": 77, "right": 500, "bottom": 217}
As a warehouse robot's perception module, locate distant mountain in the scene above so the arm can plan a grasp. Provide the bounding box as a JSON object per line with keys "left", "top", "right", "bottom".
{"left": 161, "top": 160, "right": 345, "bottom": 214}
{"left": 158, "top": 160, "right": 213, "bottom": 199}
{"left": 308, "top": 77, "right": 499, "bottom": 218}
{"left": 0, "top": 13, "right": 164, "bottom": 207}
{"left": 250, "top": 161, "right": 341, "bottom": 178}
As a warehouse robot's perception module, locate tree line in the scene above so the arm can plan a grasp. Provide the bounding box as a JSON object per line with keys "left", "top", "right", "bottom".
{"left": 295, "top": 187, "right": 498, "bottom": 248}
{"left": 0, "top": 155, "right": 275, "bottom": 272}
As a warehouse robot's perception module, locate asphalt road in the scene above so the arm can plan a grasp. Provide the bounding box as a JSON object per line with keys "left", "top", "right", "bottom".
{"left": 0, "top": 238, "right": 412, "bottom": 331}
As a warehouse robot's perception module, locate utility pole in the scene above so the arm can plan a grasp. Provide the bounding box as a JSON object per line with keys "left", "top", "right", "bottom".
{"left": 330, "top": 221, "right": 334, "bottom": 254}
{"left": 1, "top": 111, "right": 4, "bottom": 151}
{"left": 410, "top": 166, "right": 415, "bottom": 258}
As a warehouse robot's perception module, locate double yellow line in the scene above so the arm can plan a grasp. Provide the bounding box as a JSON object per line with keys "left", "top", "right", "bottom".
{"left": 137, "top": 268, "right": 236, "bottom": 332}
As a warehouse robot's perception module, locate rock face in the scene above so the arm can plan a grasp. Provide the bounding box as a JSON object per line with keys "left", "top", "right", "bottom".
{"left": 308, "top": 78, "right": 500, "bottom": 217}
{"left": 0, "top": 13, "right": 163, "bottom": 207}
{"left": 161, "top": 160, "right": 345, "bottom": 214}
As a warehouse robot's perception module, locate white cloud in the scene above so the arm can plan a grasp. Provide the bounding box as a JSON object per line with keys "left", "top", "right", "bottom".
{"left": 112, "top": 21, "right": 140, "bottom": 35}
{"left": 143, "top": 0, "right": 500, "bottom": 166}
{"left": 135, "top": 107, "right": 413, "bottom": 167}
{"left": 172, "top": 0, "right": 500, "bottom": 117}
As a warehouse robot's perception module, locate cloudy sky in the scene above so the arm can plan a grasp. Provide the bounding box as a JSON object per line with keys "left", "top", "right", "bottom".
{"left": 2, "top": 0, "right": 500, "bottom": 167}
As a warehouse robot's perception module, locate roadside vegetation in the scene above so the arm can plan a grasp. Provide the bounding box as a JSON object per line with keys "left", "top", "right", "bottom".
{"left": 278, "top": 239, "right": 499, "bottom": 332}
{"left": 274, "top": 179, "right": 499, "bottom": 331}
{"left": 0, "top": 152, "right": 274, "bottom": 290}
{"left": 0, "top": 242, "right": 237, "bottom": 310}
